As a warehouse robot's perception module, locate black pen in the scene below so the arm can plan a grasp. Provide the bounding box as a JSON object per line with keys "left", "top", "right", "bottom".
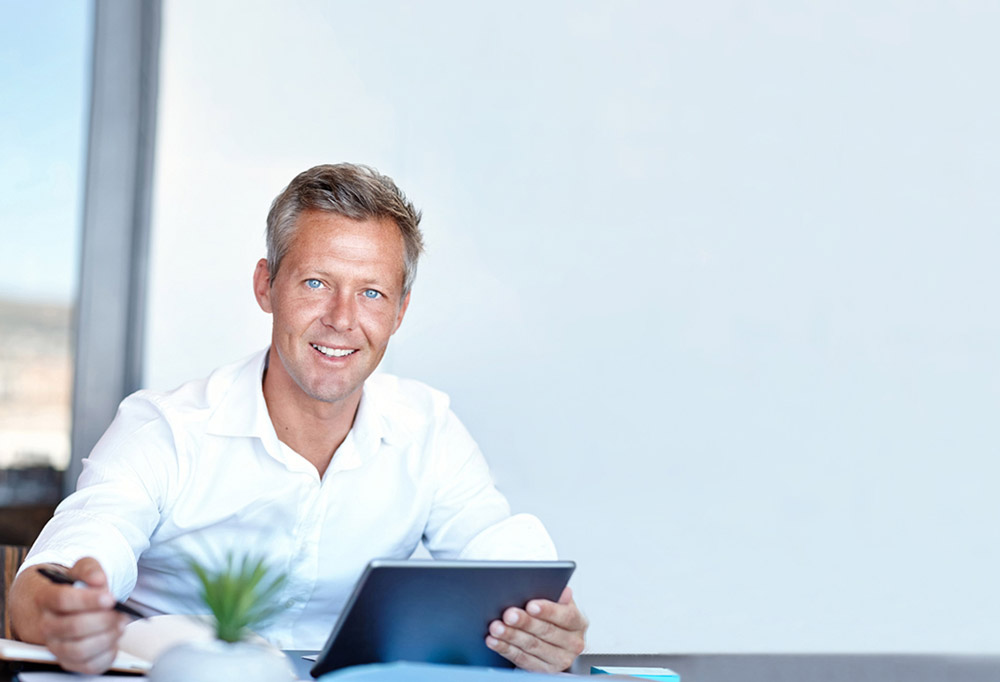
{"left": 37, "top": 566, "right": 146, "bottom": 619}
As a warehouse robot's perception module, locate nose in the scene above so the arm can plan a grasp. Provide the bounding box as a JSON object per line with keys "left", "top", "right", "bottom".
{"left": 321, "top": 290, "right": 357, "bottom": 331}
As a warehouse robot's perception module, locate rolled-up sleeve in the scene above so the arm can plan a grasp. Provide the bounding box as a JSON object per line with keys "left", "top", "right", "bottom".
{"left": 422, "top": 409, "right": 557, "bottom": 561}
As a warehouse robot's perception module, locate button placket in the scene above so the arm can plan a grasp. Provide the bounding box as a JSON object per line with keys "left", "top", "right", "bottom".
{"left": 267, "top": 472, "right": 321, "bottom": 644}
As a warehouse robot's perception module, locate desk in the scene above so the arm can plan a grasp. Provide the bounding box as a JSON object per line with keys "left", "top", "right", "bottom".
{"left": 574, "top": 653, "right": 1000, "bottom": 682}
{"left": 5, "top": 654, "right": 1000, "bottom": 681}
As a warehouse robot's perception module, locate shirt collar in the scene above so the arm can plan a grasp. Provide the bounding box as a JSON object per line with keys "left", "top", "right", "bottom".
{"left": 205, "top": 348, "right": 403, "bottom": 453}
{"left": 353, "top": 371, "right": 404, "bottom": 449}
{"left": 205, "top": 349, "right": 272, "bottom": 440}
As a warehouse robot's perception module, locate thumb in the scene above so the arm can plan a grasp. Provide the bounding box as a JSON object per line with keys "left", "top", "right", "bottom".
{"left": 68, "top": 557, "right": 110, "bottom": 590}
{"left": 558, "top": 586, "right": 574, "bottom": 605}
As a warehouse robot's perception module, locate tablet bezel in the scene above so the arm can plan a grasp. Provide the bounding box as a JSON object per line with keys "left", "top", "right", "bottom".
{"left": 310, "top": 559, "right": 576, "bottom": 677}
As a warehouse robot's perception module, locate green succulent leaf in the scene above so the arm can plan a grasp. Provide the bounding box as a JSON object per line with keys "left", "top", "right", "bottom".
{"left": 186, "top": 551, "right": 288, "bottom": 643}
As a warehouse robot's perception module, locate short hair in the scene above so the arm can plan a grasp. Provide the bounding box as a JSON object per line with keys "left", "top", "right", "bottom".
{"left": 265, "top": 163, "right": 424, "bottom": 295}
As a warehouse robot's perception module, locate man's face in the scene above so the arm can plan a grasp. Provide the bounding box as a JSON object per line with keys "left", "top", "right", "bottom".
{"left": 253, "top": 209, "right": 410, "bottom": 409}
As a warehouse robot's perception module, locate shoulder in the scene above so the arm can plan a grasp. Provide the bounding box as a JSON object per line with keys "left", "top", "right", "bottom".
{"left": 365, "top": 372, "right": 451, "bottom": 415}
{"left": 104, "top": 350, "right": 265, "bottom": 446}
{"left": 119, "top": 350, "right": 263, "bottom": 419}
{"left": 363, "top": 372, "right": 462, "bottom": 441}
{"left": 80, "top": 351, "right": 266, "bottom": 494}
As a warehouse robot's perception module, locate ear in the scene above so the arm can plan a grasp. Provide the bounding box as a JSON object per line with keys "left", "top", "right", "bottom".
{"left": 391, "top": 291, "right": 411, "bottom": 334}
{"left": 253, "top": 259, "right": 273, "bottom": 313}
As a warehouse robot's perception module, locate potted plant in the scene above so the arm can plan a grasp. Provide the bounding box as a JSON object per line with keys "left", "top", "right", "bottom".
{"left": 149, "top": 552, "right": 295, "bottom": 682}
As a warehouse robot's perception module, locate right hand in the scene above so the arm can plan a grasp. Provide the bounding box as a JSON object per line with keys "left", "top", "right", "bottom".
{"left": 10, "top": 558, "right": 127, "bottom": 674}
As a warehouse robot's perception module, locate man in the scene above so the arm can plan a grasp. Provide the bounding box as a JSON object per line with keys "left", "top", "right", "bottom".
{"left": 9, "top": 164, "right": 587, "bottom": 674}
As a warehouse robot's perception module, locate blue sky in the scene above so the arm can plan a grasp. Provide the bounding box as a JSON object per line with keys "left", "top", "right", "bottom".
{"left": 0, "top": 0, "right": 91, "bottom": 303}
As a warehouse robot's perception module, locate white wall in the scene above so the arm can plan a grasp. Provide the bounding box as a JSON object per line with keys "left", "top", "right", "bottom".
{"left": 146, "top": 1, "right": 1000, "bottom": 653}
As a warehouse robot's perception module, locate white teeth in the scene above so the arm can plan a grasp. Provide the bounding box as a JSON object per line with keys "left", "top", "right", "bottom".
{"left": 312, "top": 344, "right": 356, "bottom": 357}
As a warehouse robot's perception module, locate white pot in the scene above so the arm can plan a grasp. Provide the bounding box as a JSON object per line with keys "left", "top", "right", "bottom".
{"left": 149, "top": 639, "right": 296, "bottom": 682}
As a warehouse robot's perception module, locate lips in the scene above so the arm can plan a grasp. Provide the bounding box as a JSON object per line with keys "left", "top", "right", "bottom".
{"left": 311, "top": 343, "right": 357, "bottom": 358}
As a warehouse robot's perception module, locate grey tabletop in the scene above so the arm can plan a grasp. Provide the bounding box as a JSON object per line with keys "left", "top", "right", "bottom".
{"left": 573, "top": 653, "right": 1000, "bottom": 682}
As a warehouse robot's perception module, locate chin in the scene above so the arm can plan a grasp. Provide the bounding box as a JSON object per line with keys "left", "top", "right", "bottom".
{"left": 305, "top": 382, "right": 360, "bottom": 405}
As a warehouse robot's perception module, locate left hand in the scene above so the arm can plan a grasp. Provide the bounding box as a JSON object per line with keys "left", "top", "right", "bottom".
{"left": 485, "top": 586, "right": 588, "bottom": 672}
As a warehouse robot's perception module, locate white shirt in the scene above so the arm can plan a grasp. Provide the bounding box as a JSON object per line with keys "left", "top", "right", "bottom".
{"left": 22, "top": 350, "right": 556, "bottom": 649}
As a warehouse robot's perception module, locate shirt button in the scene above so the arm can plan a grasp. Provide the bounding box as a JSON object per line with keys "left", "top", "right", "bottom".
{"left": 285, "top": 599, "right": 295, "bottom": 608}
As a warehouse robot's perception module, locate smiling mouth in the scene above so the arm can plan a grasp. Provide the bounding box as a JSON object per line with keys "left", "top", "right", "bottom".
{"left": 311, "top": 343, "right": 357, "bottom": 358}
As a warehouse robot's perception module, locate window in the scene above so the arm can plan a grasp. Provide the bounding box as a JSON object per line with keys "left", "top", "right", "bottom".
{"left": 0, "top": 2, "right": 92, "bottom": 521}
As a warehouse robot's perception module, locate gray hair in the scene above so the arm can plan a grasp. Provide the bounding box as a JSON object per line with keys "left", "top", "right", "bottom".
{"left": 265, "top": 163, "right": 424, "bottom": 295}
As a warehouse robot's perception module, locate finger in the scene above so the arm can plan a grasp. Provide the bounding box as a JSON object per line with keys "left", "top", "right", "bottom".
{"left": 54, "top": 640, "right": 121, "bottom": 676}
{"left": 501, "top": 607, "right": 571, "bottom": 650}
{"left": 35, "top": 559, "right": 115, "bottom": 615}
{"left": 68, "top": 557, "right": 110, "bottom": 590}
{"left": 485, "top": 632, "right": 562, "bottom": 673}
{"left": 48, "top": 623, "right": 122, "bottom": 660}
{"left": 500, "top": 610, "right": 586, "bottom": 662}
{"left": 524, "top": 594, "right": 589, "bottom": 632}
{"left": 38, "top": 578, "right": 115, "bottom": 616}
{"left": 45, "top": 616, "right": 125, "bottom": 675}
{"left": 558, "top": 586, "right": 573, "bottom": 605}
{"left": 487, "top": 619, "right": 576, "bottom": 672}
{"left": 41, "top": 607, "right": 124, "bottom": 641}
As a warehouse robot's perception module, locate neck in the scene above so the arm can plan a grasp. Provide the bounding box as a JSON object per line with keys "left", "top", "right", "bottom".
{"left": 261, "top": 350, "right": 360, "bottom": 477}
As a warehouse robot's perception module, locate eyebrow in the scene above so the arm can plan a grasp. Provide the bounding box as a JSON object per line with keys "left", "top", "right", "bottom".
{"left": 298, "top": 267, "right": 401, "bottom": 290}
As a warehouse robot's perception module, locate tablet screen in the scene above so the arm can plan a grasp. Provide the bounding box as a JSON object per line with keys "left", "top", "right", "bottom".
{"left": 310, "top": 559, "right": 576, "bottom": 677}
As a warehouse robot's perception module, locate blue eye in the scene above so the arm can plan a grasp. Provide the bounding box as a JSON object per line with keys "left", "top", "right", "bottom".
{"left": 306, "top": 279, "right": 322, "bottom": 289}
{"left": 363, "top": 289, "right": 381, "bottom": 299}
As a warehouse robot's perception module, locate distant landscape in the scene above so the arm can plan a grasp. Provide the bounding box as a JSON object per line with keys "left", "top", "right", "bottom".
{"left": 0, "top": 296, "right": 73, "bottom": 470}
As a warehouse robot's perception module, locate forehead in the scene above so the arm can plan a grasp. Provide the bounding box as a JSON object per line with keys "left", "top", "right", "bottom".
{"left": 283, "top": 209, "right": 405, "bottom": 280}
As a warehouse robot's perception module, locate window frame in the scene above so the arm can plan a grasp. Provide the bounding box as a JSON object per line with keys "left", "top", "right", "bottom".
{"left": 67, "top": 0, "right": 162, "bottom": 496}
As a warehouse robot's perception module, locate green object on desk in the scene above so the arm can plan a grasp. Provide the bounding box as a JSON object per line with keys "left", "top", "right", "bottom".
{"left": 591, "top": 665, "right": 680, "bottom": 681}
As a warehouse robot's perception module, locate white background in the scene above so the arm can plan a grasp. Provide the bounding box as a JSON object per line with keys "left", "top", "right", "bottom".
{"left": 145, "top": 1, "right": 1000, "bottom": 653}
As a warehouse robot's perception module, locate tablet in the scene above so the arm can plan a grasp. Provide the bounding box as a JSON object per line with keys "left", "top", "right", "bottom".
{"left": 309, "top": 559, "right": 576, "bottom": 677}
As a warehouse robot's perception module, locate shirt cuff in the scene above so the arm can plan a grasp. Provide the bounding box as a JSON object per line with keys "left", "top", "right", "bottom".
{"left": 19, "top": 510, "right": 140, "bottom": 600}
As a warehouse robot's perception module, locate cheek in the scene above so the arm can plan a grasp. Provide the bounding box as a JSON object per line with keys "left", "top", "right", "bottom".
{"left": 360, "top": 308, "right": 400, "bottom": 338}
{"left": 274, "top": 294, "right": 323, "bottom": 322}
{"left": 273, "top": 300, "right": 320, "bottom": 332}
